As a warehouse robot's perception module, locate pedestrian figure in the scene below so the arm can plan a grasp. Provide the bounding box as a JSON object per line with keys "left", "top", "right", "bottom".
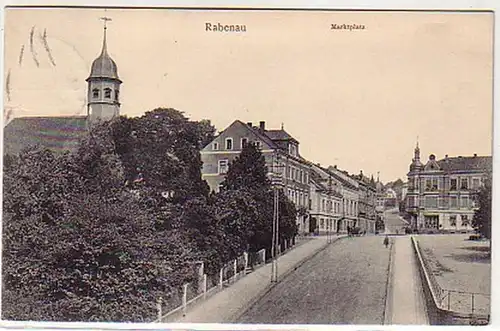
{"left": 383, "top": 235, "right": 389, "bottom": 248}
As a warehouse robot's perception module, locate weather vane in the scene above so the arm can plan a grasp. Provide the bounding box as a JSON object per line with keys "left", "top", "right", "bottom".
{"left": 100, "top": 16, "right": 112, "bottom": 30}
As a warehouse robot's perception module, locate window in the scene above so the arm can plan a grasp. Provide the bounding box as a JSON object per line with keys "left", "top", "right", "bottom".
{"left": 438, "top": 197, "right": 447, "bottom": 208}
{"left": 104, "top": 88, "right": 112, "bottom": 99}
{"left": 241, "top": 138, "right": 248, "bottom": 149}
{"left": 213, "top": 142, "right": 219, "bottom": 150}
{"left": 460, "top": 196, "right": 469, "bottom": 208}
{"left": 472, "top": 178, "right": 480, "bottom": 190}
{"left": 460, "top": 178, "right": 468, "bottom": 190}
{"left": 218, "top": 159, "right": 229, "bottom": 174}
{"left": 254, "top": 141, "right": 262, "bottom": 149}
{"left": 225, "top": 138, "right": 233, "bottom": 150}
{"left": 432, "top": 178, "right": 438, "bottom": 191}
{"left": 92, "top": 88, "right": 99, "bottom": 99}
{"left": 450, "top": 178, "right": 457, "bottom": 190}
{"left": 425, "top": 196, "right": 438, "bottom": 208}
{"left": 408, "top": 196, "right": 416, "bottom": 207}
{"left": 461, "top": 215, "right": 469, "bottom": 227}
{"left": 115, "top": 89, "right": 119, "bottom": 102}
{"left": 450, "top": 196, "right": 458, "bottom": 208}
{"left": 425, "top": 179, "right": 432, "bottom": 191}
{"left": 449, "top": 215, "right": 457, "bottom": 227}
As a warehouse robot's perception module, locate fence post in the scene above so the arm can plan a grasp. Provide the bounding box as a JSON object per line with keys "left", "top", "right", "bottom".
{"left": 472, "top": 293, "right": 475, "bottom": 315}
{"left": 244, "top": 252, "right": 249, "bottom": 270}
{"left": 263, "top": 249, "right": 266, "bottom": 263}
{"left": 157, "top": 296, "right": 163, "bottom": 322}
{"left": 219, "top": 268, "right": 223, "bottom": 289}
{"left": 447, "top": 291, "right": 451, "bottom": 310}
{"left": 233, "top": 259, "right": 237, "bottom": 281}
{"left": 182, "top": 284, "right": 188, "bottom": 315}
{"left": 203, "top": 274, "right": 207, "bottom": 299}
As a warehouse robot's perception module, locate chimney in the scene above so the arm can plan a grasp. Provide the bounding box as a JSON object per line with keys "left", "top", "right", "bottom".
{"left": 474, "top": 153, "right": 477, "bottom": 157}
{"left": 259, "top": 121, "right": 265, "bottom": 130}
{"left": 247, "top": 122, "right": 252, "bottom": 127}
{"left": 445, "top": 154, "right": 448, "bottom": 158}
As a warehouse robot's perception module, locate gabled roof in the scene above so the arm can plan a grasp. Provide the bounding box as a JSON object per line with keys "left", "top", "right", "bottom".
{"left": 4, "top": 116, "right": 88, "bottom": 155}
{"left": 265, "top": 129, "right": 298, "bottom": 143}
{"left": 310, "top": 167, "right": 343, "bottom": 198}
{"left": 437, "top": 155, "right": 492, "bottom": 172}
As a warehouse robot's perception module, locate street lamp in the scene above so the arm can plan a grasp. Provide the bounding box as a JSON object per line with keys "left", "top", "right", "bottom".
{"left": 271, "top": 153, "right": 284, "bottom": 283}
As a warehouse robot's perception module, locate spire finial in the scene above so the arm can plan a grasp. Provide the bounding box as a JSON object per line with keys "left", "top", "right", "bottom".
{"left": 99, "top": 15, "right": 112, "bottom": 55}
{"left": 281, "top": 122, "right": 284, "bottom": 130}
{"left": 416, "top": 135, "right": 419, "bottom": 149}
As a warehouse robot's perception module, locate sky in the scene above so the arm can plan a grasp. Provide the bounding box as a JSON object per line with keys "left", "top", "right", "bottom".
{"left": 3, "top": 8, "right": 494, "bottom": 183}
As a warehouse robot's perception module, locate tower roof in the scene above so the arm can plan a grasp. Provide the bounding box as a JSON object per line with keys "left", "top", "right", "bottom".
{"left": 87, "top": 19, "right": 121, "bottom": 82}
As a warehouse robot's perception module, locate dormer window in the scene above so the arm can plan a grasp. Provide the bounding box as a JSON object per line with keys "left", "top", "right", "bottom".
{"left": 115, "top": 89, "right": 119, "bottom": 102}
{"left": 225, "top": 138, "right": 233, "bottom": 150}
{"left": 104, "top": 88, "right": 112, "bottom": 99}
{"left": 213, "top": 142, "right": 219, "bottom": 150}
{"left": 92, "top": 88, "right": 99, "bottom": 99}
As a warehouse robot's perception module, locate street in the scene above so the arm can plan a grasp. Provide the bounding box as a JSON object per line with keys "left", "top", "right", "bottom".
{"left": 384, "top": 208, "right": 409, "bottom": 234}
{"left": 237, "top": 236, "right": 391, "bottom": 324}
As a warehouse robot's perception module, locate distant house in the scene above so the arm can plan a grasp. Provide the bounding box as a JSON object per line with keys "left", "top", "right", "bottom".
{"left": 406, "top": 142, "right": 492, "bottom": 231}
{"left": 200, "top": 120, "right": 312, "bottom": 234}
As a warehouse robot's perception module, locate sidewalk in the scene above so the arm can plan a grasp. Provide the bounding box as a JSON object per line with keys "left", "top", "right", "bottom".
{"left": 169, "top": 235, "right": 343, "bottom": 323}
{"left": 388, "top": 236, "right": 429, "bottom": 324}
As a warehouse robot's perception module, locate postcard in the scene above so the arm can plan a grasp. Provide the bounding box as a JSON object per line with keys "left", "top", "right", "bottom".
{"left": 1, "top": 6, "right": 494, "bottom": 328}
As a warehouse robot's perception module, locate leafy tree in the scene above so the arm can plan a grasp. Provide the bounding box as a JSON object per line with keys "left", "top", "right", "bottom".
{"left": 218, "top": 143, "right": 298, "bottom": 253}
{"left": 2, "top": 120, "right": 203, "bottom": 322}
{"left": 473, "top": 173, "right": 492, "bottom": 239}
{"left": 221, "top": 142, "right": 270, "bottom": 191}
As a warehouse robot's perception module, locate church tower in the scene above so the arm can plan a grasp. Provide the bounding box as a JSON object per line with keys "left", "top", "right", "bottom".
{"left": 86, "top": 17, "right": 122, "bottom": 124}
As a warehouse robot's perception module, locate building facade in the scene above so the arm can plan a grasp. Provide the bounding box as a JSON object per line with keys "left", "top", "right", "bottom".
{"left": 354, "top": 171, "right": 377, "bottom": 234}
{"left": 200, "top": 120, "right": 312, "bottom": 233}
{"left": 309, "top": 165, "right": 344, "bottom": 234}
{"left": 406, "top": 143, "right": 492, "bottom": 231}
{"left": 327, "top": 166, "right": 360, "bottom": 232}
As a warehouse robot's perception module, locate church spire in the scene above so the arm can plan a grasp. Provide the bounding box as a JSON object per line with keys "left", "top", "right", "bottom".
{"left": 86, "top": 14, "right": 122, "bottom": 124}
{"left": 99, "top": 16, "right": 111, "bottom": 57}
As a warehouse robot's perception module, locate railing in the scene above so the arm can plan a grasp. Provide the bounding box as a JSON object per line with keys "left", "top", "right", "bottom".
{"left": 412, "top": 237, "right": 490, "bottom": 321}
{"left": 154, "top": 238, "right": 300, "bottom": 322}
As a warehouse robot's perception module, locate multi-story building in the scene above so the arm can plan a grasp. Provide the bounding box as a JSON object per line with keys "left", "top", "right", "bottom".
{"left": 200, "top": 120, "right": 312, "bottom": 233}
{"left": 327, "top": 165, "right": 359, "bottom": 231}
{"left": 309, "top": 164, "right": 344, "bottom": 234}
{"left": 354, "top": 171, "right": 377, "bottom": 233}
{"left": 406, "top": 142, "right": 492, "bottom": 231}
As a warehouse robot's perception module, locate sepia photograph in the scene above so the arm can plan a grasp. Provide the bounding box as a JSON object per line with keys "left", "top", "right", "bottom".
{"left": 1, "top": 6, "right": 494, "bottom": 327}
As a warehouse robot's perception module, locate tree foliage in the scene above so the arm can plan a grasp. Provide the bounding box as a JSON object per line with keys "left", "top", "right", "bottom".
{"left": 473, "top": 174, "right": 492, "bottom": 239}
{"left": 2, "top": 109, "right": 216, "bottom": 322}
{"left": 218, "top": 143, "right": 298, "bottom": 254}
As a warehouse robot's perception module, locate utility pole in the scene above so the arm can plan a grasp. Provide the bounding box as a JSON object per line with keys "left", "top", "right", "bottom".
{"left": 271, "top": 152, "right": 284, "bottom": 283}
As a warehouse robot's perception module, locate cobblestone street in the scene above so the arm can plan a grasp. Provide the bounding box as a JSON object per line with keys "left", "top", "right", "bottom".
{"left": 237, "top": 236, "right": 391, "bottom": 324}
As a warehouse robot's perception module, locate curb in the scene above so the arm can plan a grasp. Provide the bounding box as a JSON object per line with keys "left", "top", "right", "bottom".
{"left": 383, "top": 236, "right": 396, "bottom": 325}
{"left": 230, "top": 236, "right": 346, "bottom": 322}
